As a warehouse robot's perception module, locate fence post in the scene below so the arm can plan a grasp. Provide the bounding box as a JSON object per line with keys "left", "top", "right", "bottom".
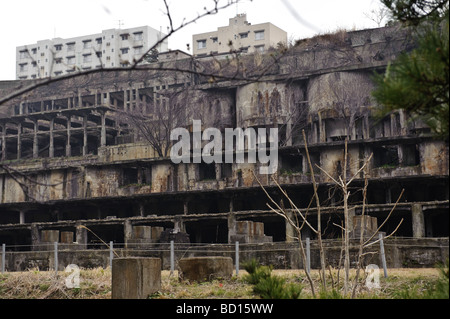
{"left": 235, "top": 241, "right": 239, "bottom": 276}
{"left": 379, "top": 233, "right": 388, "bottom": 278}
{"left": 54, "top": 242, "right": 58, "bottom": 276}
{"left": 109, "top": 241, "right": 114, "bottom": 269}
{"left": 170, "top": 240, "right": 175, "bottom": 276}
{"left": 306, "top": 237, "right": 311, "bottom": 274}
{"left": 1, "top": 244, "right": 5, "bottom": 274}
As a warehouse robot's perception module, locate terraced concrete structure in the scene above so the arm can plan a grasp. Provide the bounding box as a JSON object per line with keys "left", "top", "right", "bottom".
{"left": 0, "top": 25, "right": 448, "bottom": 254}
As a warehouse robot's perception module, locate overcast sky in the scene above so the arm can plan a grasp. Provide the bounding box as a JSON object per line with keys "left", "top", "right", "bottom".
{"left": 0, "top": 0, "right": 386, "bottom": 80}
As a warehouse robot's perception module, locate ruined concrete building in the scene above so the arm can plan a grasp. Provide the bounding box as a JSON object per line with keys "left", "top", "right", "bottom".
{"left": 0, "top": 24, "right": 448, "bottom": 251}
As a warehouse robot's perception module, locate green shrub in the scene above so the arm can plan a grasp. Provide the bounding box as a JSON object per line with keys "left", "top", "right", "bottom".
{"left": 242, "top": 259, "right": 272, "bottom": 285}
{"left": 242, "top": 259, "right": 303, "bottom": 299}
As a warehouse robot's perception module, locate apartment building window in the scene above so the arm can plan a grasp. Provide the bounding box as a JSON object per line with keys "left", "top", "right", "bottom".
{"left": 197, "top": 39, "right": 207, "bottom": 49}
{"left": 240, "top": 32, "right": 248, "bottom": 39}
{"left": 121, "top": 33, "right": 129, "bottom": 41}
{"left": 67, "top": 42, "right": 75, "bottom": 52}
{"left": 255, "top": 45, "right": 265, "bottom": 53}
{"left": 19, "top": 50, "right": 28, "bottom": 59}
{"left": 134, "top": 32, "right": 143, "bottom": 41}
{"left": 134, "top": 46, "right": 143, "bottom": 55}
{"left": 83, "top": 40, "right": 92, "bottom": 49}
{"left": 255, "top": 30, "right": 265, "bottom": 40}
{"left": 121, "top": 48, "right": 129, "bottom": 54}
{"left": 67, "top": 56, "right": 75, "bottom": 65}
{"left": 212, "top": 37, "right": 218, "bottom": 43}
{"left": 83, "top": 54, "right": 92, "bottom": 63}
{"left": 96, "top": 52, "right": 102, "bottom": 58}
{"left": 19, "top": 63, "right": 28, "bottom": 72}
{"left": 55, "top": 44, "right": 62, "bottom": 51}
{"left": 31, "top": 48, "right": 37, "bottom": 55}
{"left": 96, "top": 38, "right": 102, "bottom": 45}
{"left": 55, "top": 58, "right": 62, "bottom": 64}
{"left": 31, "top": 61, "right": 37, "bottom": 67}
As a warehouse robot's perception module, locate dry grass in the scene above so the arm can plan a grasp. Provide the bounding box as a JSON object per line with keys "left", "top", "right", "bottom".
{"left": 0, "top": 267, "right": 444, "bottom": 299}
{"left": 0, "top": 268, "right": 111, "bottom": 299}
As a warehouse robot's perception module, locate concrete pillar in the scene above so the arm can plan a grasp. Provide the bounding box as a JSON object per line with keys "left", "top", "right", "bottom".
{"left": 183, "top": 201, "right": 189, "bottom": 215}
{"left": 82, "top": 116, "right": 88, "bottom": 156}
{"left": 173, "top": 218, "right": 185, "bottom": 233}
{"left": 227, "top": 212, "right": 236, "bottom": 244}
{"left": 123, "top": 90, "right": 128, "bottom": 112}
{"left": 348, "top": 207, "right": 356, "bottom": 234}
{"left": 1, "top": 124, "right": 6, "bottom": 161}
{"left": 31, "top": 224, "right": 40, "bottom": 250}
{"left": 66, "top": 116, "right": 71, "bottom": 157}
{"left": 112, "top": 258, "right": 161, "bottom": 299}
{"left": 285, "top": 210, "right": 295, "bottom": 242}
{"left": 363, "top": 115, "right": 370, "bottom": 139}
{"left": 19, "top": 210, "right": 25, "bottom": 224}
{"left": 16, "top": 122, "right": 21, "bottom": 160}
{"left": 318, "top": 112, "right": 325, "bottom": 143}
{"left": 33, "top": 120, "right": 39, "bottom": 158}
{"left": 138, "top": 202, "right": 145, "bottom": 217}
{"left": 100, "top": 111, "right": 106, "bottom": 147}
{"left": 399, "top": 110, "right": 407, "bottom": 135}
{"left": 105, "top": 92, "right": 110, "bottom": 107}
{"left": 124, "top": 219, "right": 133, "bottom": 248}
{"left": 49, "top": 118, "right": 54, "bottom": 158}
{"left": 75, "top": 224, "right": 88, "bottom": 249}
{"left": 412, "top": 203, "right": 425, "bottom": 238}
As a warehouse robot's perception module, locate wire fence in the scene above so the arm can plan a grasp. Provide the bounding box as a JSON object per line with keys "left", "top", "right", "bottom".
{"left": 1, "top": 236, "right": 448, "bottom": 275}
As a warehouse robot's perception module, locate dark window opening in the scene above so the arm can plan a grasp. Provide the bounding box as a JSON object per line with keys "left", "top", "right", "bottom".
{"left": 280, "top": 153, "right": 303, "bottom": 174}
{"left": 373, "top": 146, "right": 399, "bottom": 168}
{"left": 401, "top": 144, "right": 420, "bottom": 166}
{"left": 221, "top": 163, "right": 233, "bottom": 179}
{"left": 122, "top": 168, "right": 139, "bottom": 186}
{"left": 199, "top": 162, "right": 216, "bottom": 181}
{"left": 140, "top": 167, "right": 152, "bottom": 186}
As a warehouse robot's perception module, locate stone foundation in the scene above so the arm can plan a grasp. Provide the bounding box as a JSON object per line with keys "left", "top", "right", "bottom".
{"left": 178, "top": 257, "right": 233, "bottom": 282}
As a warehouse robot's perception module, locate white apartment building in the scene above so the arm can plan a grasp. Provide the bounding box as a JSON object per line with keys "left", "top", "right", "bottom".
{"left": 16, "top": 26, "right": 168, "bottom": 79}
{"left": 192, "top": 14, "right": 287, "bottom": 57}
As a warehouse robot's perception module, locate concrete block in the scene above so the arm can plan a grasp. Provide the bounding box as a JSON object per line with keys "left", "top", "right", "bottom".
{"left": 60, "top": 232, "right": 74, "bottom": 244}
{"left": 41, "top": 230, "right": 59, "bottom": 243}
{"left": 151, "top": 227, "right": 164, "bottom": 241}
{"left": 132, "top": 226, "right": 151, "bottom": 239}
{"left": 112, "top": 257, "right": 161, "bottom": 299}
{"left": 236, "top": 221, "right": 254, "bottom": 236}
{"left": 253, "top": 222, "right": 264, "bottom": 236}
{"left": 350, "top": 216, "right": 378, "bottom": 239}
{"left": 178, "top": 257, "right": 233, "bottom": 282}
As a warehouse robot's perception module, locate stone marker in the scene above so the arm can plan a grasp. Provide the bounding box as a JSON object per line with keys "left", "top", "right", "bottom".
{"left": 112, "top": 257, "right": 161, "bottom": 299}
{"left": 178, "top": 257, "right": 233, "bottom": 282}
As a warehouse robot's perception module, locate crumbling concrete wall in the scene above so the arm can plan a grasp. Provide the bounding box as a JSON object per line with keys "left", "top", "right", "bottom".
{"left": 236, "top": 82, "right": 305, "bottom": 129}
{"left": 420, "top": 141, "right": 449, "bottom": 176}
